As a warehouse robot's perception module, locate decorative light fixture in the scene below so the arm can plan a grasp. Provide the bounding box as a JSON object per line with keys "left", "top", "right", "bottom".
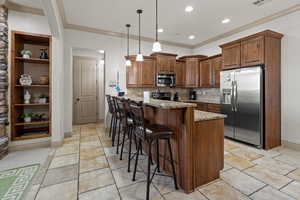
{"left": 125, "top": 24, "right": 132, "bottom": 67}
{"left": 136, "top": 9, "right": 144, "bottom": 62}
{"left": 222, "top": 18, "right": 231, "bottom": 24}
{"left": 185, "top": 6, "right": 194, "bottom": 12}
{"left": 157, "top": 28, "right": 164, "bottom": 33}
{"left": 152, "top": 0, "right": 162, "bottom": 52}
{"left": 189, "top": 35, "right": 195, "bottom": 40}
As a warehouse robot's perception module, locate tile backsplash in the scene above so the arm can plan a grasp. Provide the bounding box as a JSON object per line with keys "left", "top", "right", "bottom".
{"left": 127, "top": 88, "right": 220, "bottom": 101}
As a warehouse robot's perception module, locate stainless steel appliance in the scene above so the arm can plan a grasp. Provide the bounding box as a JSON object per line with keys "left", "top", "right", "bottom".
{"left": 156, "top": 74, "right": 176, "bottom": 87}
{"left": 220, "top": 66, "right": 264, "bottom": 147}
{"left": 151, "top": 92, "right": 171, "bottom": 100}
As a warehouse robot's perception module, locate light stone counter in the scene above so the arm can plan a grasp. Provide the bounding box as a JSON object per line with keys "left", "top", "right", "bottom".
{"left": 194, "top": 110, "right": 226, "bottom": 122}
{"left": 115, "top": 96, "right": 197, "bottom": 109}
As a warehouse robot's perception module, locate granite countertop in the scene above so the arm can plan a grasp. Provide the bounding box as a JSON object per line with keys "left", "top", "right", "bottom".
{"left": 115, "top": 96, "right": 197, "bottom": 109}
{"left": 194, "top": 110, "right": 226, "bottom": 122}
{"left": 181, "top": 98, "right": 221, "bottom": 104}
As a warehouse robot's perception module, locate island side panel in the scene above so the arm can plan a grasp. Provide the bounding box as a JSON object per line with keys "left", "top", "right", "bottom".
{"left": 143, "top": 106, "right": 195, "bottom": 193}
{"left": 193, "top": 119, "right": 224, "bottom": 187}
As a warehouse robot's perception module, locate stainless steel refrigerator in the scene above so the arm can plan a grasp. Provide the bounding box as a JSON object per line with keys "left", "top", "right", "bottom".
{"left": 220, "top": 66, "right": 264, "bottom": 148}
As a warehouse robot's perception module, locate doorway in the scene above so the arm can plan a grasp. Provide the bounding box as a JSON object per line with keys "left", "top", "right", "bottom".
{"left": 73, "top": 51, "right": 105, "bottom": 125}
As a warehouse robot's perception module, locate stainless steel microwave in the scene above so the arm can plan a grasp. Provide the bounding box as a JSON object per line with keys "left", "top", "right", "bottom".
{"left": 156, "top": 74, "right": 176, "bottom": 87}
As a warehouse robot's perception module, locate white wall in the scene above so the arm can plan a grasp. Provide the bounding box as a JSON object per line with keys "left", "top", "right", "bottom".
{"left": 64, "top": 29, "right": 192, "bottom": 133}
{"left": 8, "top": 10, "right": 65, "bottom": 145}
{"left": 193, "top": 11, "right": 300, "bottom": 145}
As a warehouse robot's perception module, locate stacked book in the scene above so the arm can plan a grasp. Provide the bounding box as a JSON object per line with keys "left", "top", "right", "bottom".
{"left": 0, "top": 5, "right": 8, "bottom": 160}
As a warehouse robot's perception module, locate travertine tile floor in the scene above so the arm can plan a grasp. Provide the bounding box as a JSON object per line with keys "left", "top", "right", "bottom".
{"left": 23, "top": 123, "right": 300, "bottom": 200}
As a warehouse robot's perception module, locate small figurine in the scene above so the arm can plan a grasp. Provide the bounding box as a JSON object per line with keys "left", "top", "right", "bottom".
{"left": 40, "top": 48, "right": 48, "bottom": 59}
{"left": 24, "top": 90, "right": 31, "bottom": 104}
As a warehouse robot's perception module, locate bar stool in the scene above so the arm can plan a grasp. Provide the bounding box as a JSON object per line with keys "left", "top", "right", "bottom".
{"left": 115, "top": 98, "right": 133, "bottom": 160}
{"left": 105, "top": 95, "right": 115, "bottom": 138}
{"left": 111, "top": 96, "right": 123, "bottom": 153}
{"left": 129, "top": 101, "right": 178, "bottom": 200}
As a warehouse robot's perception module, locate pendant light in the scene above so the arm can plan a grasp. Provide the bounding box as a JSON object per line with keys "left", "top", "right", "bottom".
{"left": 125, "top": 24, "right": 132, "bottom": 67}
{"left": 152, "top": 0, "right": 162, "bottom": 52}
{"left": 136, "top": 9, "right": 144, "bottom": 62}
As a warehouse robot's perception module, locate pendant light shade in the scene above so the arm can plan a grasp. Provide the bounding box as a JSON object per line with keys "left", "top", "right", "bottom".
{"left": 125, "top": 24, "right": 132, "bottom": 67}
{"left": 152, "top": 0, "right": 162, "bottom": 52}
{"left": 136, "top": 9, "right": 144, "bottom": 62}
{"left": 125, "top": 59, "right": 132, "bottom": 66}
{"left": 152, "top": 41, "right": 162, "bottom": 52}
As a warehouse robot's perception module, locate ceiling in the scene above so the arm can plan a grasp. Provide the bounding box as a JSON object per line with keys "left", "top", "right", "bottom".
{"left": 10, "top": 0, "right": 300, "bottom": 46}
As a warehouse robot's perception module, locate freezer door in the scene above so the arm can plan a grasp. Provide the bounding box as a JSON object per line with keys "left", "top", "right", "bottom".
{"left": 220, "top": 70, "right": 235, "bottom": 139}
{"left": 234, "top": 67, "right": 263, "bottom": 147}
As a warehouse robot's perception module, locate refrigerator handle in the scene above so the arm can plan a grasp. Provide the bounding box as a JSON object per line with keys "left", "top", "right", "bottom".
{"left": 235, "top": 80, "right": 238, "bottom": 112}
{"left": 231, "top": 81, "right": 235, "bottom": 112}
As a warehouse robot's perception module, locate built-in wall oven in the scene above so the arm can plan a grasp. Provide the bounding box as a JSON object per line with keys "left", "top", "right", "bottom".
{"left": 156, "top": 74, "right": 176, "bottom": 87}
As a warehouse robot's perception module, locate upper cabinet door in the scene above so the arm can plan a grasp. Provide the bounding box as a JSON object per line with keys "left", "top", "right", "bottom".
{"left": 241, "top": 36, "right": 264, "bottom": 67}
{"left": 140, "top": 58, "right": 156, "bottom": 87}
{"left": 126, "top": 60, "right": 140, "bottom": 88}
{"left": 156, "top": 56, "right": 176, "bottom": 73}
{"left": 174, "top": 61, "right": 185, "bottom": 87}
{"left": 211, "top": 56, "right": 222, "bottom": 88}
{"left": 156, "top": 56, "right": 169, "bottom": 73}
{"left": 222, "top": 42, "right": 241, "bottom": 70}
{"left": 185, "top": 58, "right": 199, "bottom": 88}
{"left": 199, "top": 59, "right": 213, "bottom": 88}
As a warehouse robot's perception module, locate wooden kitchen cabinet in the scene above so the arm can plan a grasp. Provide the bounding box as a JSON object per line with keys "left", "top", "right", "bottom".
{"left": 151, "top": 53, "right": 177, "bottom": 74}
{"left": 241, "top": 36, "right": 264, "bottom": 67}
{"left": 185, "top": 58, "right": 199, "bottom": 88}
{"left": 211, "top": 55, "right": 222, "bottom": 88}
{"left": 126, "top": 58, "right": 140, "bottom": 88}
{"left": 179, "top": 55, "right": 207, "bottom": 88}
{"left": 219, "top": 30, "right": 284, "bottom": 149}
{"left": 199, "top": 59, "right": 213, "bottom": 88}
{"left": 140, "top": 57, "right": 156, "bottom": 87}
{"left": 126, "top": 56, "right": 155, "bottom": 88}
{"left": 221, "top": 42, "right": 241, "bottom": 70}
{"left": 174, "top": 60, "right": 185, "bottom": 87}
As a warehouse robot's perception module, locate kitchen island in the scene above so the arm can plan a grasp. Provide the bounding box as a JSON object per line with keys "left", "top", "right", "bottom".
{"left": 117, "top": 96, "right": 226, "bottom": 193}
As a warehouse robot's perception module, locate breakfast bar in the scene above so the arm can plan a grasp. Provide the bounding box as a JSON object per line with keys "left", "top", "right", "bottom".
{"left": 120, "top": 97, "right": 226, "bottom": 193}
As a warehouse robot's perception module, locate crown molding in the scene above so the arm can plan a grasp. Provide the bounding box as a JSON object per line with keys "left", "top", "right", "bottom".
{"left": 6, "top": 0, "right": 300, "bottom": 50}
{"left": 5, "top": 0, "right": 44, "bottom": 16}
{"left": 192, "top": 4, "right": 300, "bottom": 49}
{"left": 64, "top": 23, "right": 193, "bottom": 49}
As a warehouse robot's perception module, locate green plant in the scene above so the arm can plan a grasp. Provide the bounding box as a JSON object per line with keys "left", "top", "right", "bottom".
{"left": 20, "top": 112, "right": 33, "bottom": 119}
{"left": 21, "top": 50, "right": 33, "bottom": 57}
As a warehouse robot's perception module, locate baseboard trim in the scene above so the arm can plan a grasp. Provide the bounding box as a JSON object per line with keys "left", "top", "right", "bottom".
{"left": 282, "top": 140, "right": 300, "bottom": 151}
{"left": 9, "top": 140, "right": 50, "bottom": 152}
{"left": 64, "top": 131, "right": 72, "bottom": 138}
{"left": 51, "top": 141, "right": 63, "bottom": 148}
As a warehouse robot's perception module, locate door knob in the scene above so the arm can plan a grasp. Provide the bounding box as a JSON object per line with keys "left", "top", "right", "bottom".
{"left": 76, "top": 98, "right": 80, "bottom": 101}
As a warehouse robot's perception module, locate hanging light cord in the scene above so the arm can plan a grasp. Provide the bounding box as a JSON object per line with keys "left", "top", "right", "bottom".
{"left": 156, "top": 0, "right": 158, "bottom": 42}
{"left": 127, "top": 25, "right": 130, "bottom": 56}
{"left": 138, "top": 11, "right": 141, "bottom": 54}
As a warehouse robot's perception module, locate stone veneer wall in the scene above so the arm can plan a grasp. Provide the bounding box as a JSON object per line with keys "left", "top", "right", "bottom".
{"left": 0, "top": 5, "right": 8, "bottom": 160}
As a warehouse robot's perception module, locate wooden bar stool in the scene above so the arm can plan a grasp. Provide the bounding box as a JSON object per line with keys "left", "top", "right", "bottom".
{"left": 129, "top": 101, "right": 178, "bottom": 200}
{"left": 105, "top": 95, "right": 115, "bottom": 138}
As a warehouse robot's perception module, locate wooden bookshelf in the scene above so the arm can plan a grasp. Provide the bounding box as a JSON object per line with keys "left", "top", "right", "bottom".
{"left": 14, "top": 103, "right": 49, "bottom": 107}
{"left": 10, "top": 31, "right": 52, "bottom": 141}
{"left": 15, "top": 57, "right": 50, "bottom": 64}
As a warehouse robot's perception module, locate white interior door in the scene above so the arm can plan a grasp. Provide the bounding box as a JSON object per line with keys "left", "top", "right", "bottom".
{"left": 73, "top": 56, "right": 97, "bottom": 124}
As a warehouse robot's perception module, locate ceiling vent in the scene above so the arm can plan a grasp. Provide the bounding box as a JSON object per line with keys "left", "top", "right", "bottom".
{"left": 252, "top": 0, "right": 272, "bottom": 6}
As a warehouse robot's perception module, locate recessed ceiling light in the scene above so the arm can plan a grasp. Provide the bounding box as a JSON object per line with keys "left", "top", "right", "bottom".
{"left": 98, "top": 50, "right": 105, "bottom": 54}
{"left": 185, "top": 6, "right": 194, "bottom": 12}
{"left": 222, "top": 18, "right": 231, "bottom": 24}
{"left": 189, "top": 35, "right": 195, "bottom": 40}
{"left": 157, "top": 28, "right": 164, "bottom": 33}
